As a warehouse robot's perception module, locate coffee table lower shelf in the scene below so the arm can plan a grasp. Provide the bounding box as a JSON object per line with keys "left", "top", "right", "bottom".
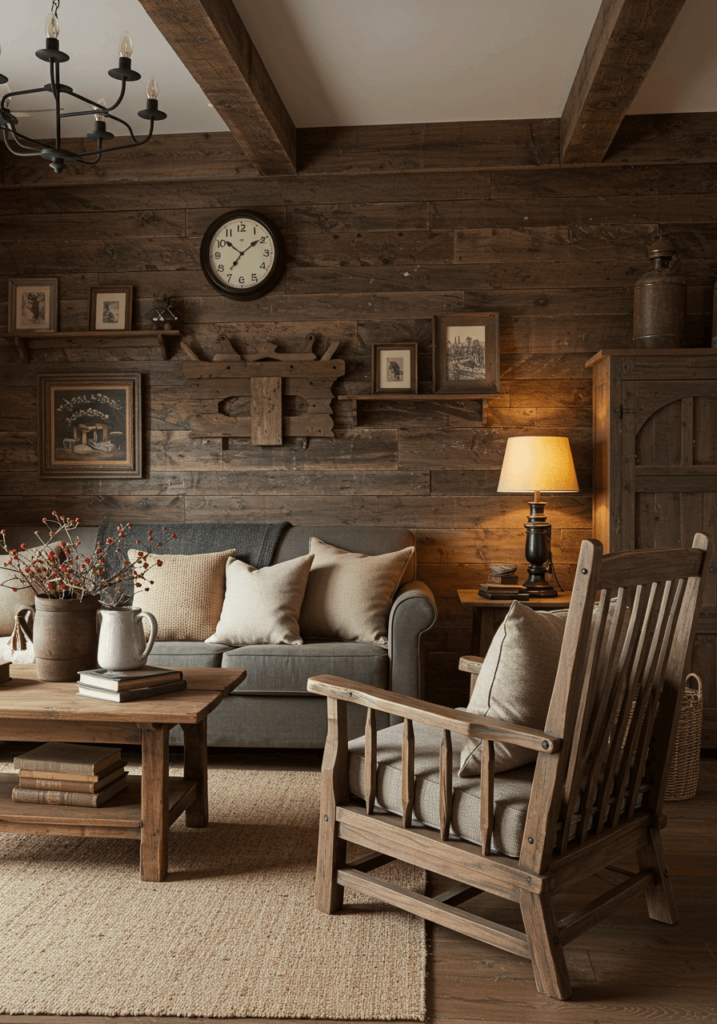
{"left": 0, "top": 773, "right": 197, "bottom": 839}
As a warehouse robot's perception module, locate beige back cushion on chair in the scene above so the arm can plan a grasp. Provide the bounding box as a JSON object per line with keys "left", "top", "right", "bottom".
{"left": 299, "top": 537, "right": 415, "bottom": 646}
{"left": 130, "top": 548, "right": 234, "bottom": 641}
{"left": 459, "top": 601, "right": 567, "bottom": 776}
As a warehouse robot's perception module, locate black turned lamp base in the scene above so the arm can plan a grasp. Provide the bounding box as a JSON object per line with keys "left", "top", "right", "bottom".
{"left": 522, "top": 497, "right": 558, "bottom": 598}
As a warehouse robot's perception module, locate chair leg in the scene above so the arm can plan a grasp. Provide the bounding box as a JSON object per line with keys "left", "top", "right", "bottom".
{"left": 315, "top": 797, "right": 346, "bottom": 914}
{"left": 315, "top": 697, "right": 349, "bottom": 915}
{"left": 637, "top": 827, "right": 678, "bottom": 925}
{"left": 520, "top": 891, "right": 572, "bottom": 1000}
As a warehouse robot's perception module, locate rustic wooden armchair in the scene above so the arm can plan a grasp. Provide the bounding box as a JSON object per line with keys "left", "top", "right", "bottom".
{"left": 307, "top": 534, "right": 710, "bottom": 1000}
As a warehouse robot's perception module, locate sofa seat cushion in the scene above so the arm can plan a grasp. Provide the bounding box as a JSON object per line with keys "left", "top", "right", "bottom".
{"left": 348, "top": 721, "right": 534, "bottom": 858}
{"left": 221, "top": 640, "right": 388, "bottom": 694}
{"left": 147, "top": 641, "right": 233, "bottom": 670}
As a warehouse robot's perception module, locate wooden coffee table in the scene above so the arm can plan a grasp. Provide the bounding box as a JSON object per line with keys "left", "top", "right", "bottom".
{"left": 0, "top": 665, "right": 245, "bottom": 882}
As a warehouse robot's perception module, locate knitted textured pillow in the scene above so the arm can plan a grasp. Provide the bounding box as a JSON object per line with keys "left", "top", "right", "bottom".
{"left": 130, "top": 549, "right": 234, "bottom": 642}
{"left": 299, "top": 538, "right": 414, "bottom": 646}
{"left": 207, "top": 554, "right": 314, "bottom": 646}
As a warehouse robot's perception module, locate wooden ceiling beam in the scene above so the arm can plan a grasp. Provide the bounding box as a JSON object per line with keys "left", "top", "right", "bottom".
{"left": 137, "top": 0, "right": 296, "bottom": 176}
{"left": 561, "top": 0, "right": 688, "bottom": 165}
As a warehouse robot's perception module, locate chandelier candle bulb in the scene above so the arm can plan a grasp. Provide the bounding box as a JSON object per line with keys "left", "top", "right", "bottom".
{"left": 94, "top": 98, "right": 107, "bottom": 122}
{"left": 147, "top": 76, "right": 159, "bottom": 100}
{"left": 119, "top": 31, "right": 133, "bottom": 58}
{"left": 45, "top": 12, "right": 60, "bottom": 39}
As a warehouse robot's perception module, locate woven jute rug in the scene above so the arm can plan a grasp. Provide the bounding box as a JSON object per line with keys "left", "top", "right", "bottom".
{"left": 0, "top": 767, "right": 426, "bottom": 1019}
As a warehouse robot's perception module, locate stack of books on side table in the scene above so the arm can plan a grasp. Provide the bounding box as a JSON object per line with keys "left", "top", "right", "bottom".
{"left": 12, "top": 742, "right": 128, "bottom": 807}
{"left": 478, "top": 583, "right": 529, "bottom": 600}
{"left": 76, "top": 666, "right": 186, "bottom": 702}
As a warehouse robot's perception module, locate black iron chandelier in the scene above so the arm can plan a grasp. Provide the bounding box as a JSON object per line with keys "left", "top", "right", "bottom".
{"left": 0, "top": 0, "right": 167, "bottom": 174}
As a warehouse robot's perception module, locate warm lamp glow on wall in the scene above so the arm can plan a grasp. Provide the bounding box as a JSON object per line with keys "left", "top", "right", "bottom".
{"left": 497, "top": 436, "right": 579, "bottom": 597}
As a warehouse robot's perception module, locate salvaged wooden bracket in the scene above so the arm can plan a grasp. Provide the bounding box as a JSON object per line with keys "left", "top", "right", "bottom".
{"left": 182, "top": 337, "right": 345, "bottom": 446}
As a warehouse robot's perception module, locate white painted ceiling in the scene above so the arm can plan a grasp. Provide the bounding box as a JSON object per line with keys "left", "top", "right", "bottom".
{"left": 0, "top": 0, "right": 716, "bottom": 143}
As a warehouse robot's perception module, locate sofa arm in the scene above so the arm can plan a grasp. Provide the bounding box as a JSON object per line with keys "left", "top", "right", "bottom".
{"left": 387, "top": 580, "right": 437, "bottom": 701}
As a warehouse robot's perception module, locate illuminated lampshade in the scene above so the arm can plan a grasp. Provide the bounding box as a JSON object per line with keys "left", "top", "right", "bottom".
{"left": 497, "top": 436, "right": 579, "bottom": 496}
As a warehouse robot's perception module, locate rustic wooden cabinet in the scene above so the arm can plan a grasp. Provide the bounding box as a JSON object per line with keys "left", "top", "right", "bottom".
{"left": 588, "top": 349, "right": 717, "bottom": 747}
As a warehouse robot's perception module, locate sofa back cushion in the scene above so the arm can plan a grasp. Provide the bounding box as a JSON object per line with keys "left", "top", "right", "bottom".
{"left": 274, "top": 526, "right": 416, "bottom": 586}
{"left": 131, "top": 548, "right": 235, "bottom": 641}
{"left": 299, "top": 538, "right": 414, "bottom": 646}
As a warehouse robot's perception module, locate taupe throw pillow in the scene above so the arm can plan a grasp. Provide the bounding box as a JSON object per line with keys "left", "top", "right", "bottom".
{"left": 459, "top": 601, "right": 566, "bottom": 776}
{"left": 206, "top": 554, "right": 314, "bottom": 646}
{"left": 0, "top": 542, "right": 63, "bottom": 636}
{"left": 130, "top": 549, "right": 234, "bottom": 642}
{"left": 299, "top": 538, "right": 414, "bottom": 646}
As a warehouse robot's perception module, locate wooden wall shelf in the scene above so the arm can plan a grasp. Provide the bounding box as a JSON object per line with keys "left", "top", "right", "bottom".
{"left": 2, "top": 330, "right": 182, "bottom": 362}
{"left": 338, "top": 393, "right": 486, "bottom": 401}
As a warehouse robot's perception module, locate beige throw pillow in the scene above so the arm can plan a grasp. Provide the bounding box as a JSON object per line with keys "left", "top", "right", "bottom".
{"left": 0, "top": 543, "right": 63, "bottom": 636}
{"left": 299, "top": 538, "right": 414, "bottom": 646}
{"left": 459, "top": 601, "right": 567, "bottom": 777}
{"left": 206, "top": 554, "right": 314, "bottom": 646}
{"left": 130, "top": 548, "right": 234, "bottom": 642}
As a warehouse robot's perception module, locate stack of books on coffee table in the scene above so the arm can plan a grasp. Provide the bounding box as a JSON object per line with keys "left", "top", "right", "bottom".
{"left": 76, "top": 666, "right": 186, "bottom": 702}
{"left": 12, "top": 742, "right": 128, "bottom": 807}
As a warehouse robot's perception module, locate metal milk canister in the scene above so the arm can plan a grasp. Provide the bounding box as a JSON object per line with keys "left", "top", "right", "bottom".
{"left": 633, "top": 232, "right": 687, "bottom": 349}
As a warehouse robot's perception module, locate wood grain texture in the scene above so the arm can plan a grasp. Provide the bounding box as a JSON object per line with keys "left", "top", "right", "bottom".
{"left": 561, "top": 0, "right": 688, "bottom": 165}
{"left": 137, "top": 0, "right": 296, "bottom": 175}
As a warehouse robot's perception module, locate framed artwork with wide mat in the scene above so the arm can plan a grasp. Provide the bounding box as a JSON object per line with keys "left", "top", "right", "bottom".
{"left": 8, "top": 278, "right": 58, "bottom": 334}
{"left": 432, "top": 312, "right": 500, "bottom": 394}
{"left": 38, "top": 374, "right": 142, "bottom": 479}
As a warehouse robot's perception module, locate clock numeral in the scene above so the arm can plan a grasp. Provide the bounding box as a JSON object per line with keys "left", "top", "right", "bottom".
{"left": 218, "top": 265, "right": 224, "bottom": 272}
{"left": 252, "top": 274, "right": 258, "bottom": 282}
{"left": 227, "top": 274, "right": 232, "bottom": 282}
{"left": 218, "top": 239, "right": 227, "bottom": 247}
{"left": 260, "top": 236, "right": 266, "bottom": 243}
{"left": 238, "top": 276, "right": 245, "bottom": 285}
{"left": 214, "top": 251, "right": 221, "bottom": 259}
{"left": 239, "top": 222, "right": 246, "bottom": 232}
{"left": 263, "top": 249, "right": 271, "bottom": 257}
{"left": 260, "top": 263, "right": 266, "bottom": 270}
{"left": 224, "top": 228, "right": 233, "bottom": 237}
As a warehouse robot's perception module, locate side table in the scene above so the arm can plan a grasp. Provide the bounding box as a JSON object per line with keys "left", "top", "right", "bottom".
{"left": 457, "top": 590, "right": 573, "bottom": 656}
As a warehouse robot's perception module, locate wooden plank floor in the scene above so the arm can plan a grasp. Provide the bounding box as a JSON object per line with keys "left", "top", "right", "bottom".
{"left": 0, "top": 748, "right": 714, "bottom": 1024}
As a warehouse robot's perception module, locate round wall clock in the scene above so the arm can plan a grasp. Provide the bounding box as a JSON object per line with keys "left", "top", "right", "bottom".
{"left": 199, "top": 209, "right": 286, "bottom": 300}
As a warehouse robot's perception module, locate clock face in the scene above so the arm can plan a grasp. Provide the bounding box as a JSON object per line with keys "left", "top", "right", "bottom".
{"left": 200, "top": 210, "right": 285, "bottom": 300}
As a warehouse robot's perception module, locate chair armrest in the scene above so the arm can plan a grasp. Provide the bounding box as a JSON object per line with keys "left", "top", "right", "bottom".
{"left": 307, "top": 674, "right": 561, "bottom": 754}
{"left": 387, "top": 580, "right": 437, "bottom": 700}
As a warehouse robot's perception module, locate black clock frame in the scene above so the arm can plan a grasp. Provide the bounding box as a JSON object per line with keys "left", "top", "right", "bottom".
{"left": 199, "top": 209, "right": 286, "bottom": 301}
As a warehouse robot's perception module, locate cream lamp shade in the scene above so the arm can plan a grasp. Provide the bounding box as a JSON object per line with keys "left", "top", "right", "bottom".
{"left": 497, "top": 436, "right": 579, "bottom": 494}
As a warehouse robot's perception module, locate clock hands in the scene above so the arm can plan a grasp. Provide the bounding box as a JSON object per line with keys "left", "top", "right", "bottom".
{"left": 229, "top": 238, "right": 262, "bottom": 269}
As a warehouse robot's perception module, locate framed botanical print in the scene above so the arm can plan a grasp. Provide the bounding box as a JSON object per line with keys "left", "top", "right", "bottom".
{"left": 8, "top": 278, "right": 58, "bottom": 333}
{"left": 88, "top": 285, "right": 133, "bottom": 331}
{"left": 38, "top": 374, "right": 142, "bottom": 479}
{"left": 372, "top": 342, "right": 418, "bottom": 395}
{"left": 432, "top": 313, "right": 500, "bottom": 395}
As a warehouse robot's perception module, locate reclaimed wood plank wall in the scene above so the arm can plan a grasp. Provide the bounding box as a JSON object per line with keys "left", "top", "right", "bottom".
{"left": 0, "top": 160, "right": 713, "bottom": 704}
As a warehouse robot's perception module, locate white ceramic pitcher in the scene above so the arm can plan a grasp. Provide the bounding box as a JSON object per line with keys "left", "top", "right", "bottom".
{"left": 96, "top": 606, "right": 158, "bottom": 671}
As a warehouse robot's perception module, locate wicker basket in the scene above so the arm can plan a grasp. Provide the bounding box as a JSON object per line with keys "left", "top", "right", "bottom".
{"left": 665, "top": 673, "right": 703, "bottom": 802}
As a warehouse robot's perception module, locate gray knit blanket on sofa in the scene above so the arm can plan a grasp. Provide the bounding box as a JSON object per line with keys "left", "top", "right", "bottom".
{"left": 94, "top": 521, "right": 289, "bottom": 602}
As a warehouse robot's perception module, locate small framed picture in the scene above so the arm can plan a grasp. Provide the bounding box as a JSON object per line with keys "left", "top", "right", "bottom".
{"left": 432, "top": 313, "right": 500, "bottom": 395}
{"left": 8, "top": 278, "right": 58, "bottom": 334}
{"left": 88, "top": 286, "right": 133, "bottom": 331}
{"left": 372, "top": 342, "right": 418, "bottom": 395}
{"left": 38, "top": 374, "right": 142, "bottom": 479}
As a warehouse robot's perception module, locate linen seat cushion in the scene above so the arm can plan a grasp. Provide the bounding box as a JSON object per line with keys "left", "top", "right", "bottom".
{"left": 348, "top": 721, "right": 534, "bottom": 858}
{"left": 299, "top": 538, "right": 414, "bottom": 646}
{"left": 130, "top": 548, "right": 234, "bottom": 642}
{"left": 221, "top": 640, "right": 388, "bottom": 693}
{"left": 459, "top": 601, "right": 567, "bottom": 777}
{"left": 207, "top": 554, "right": 314, "bottom": 646}
{"left": 147, "top": 641, "right": 233, "bottom": 670}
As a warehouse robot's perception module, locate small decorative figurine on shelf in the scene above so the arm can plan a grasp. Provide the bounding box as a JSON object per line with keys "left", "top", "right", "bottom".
{"left": 151, "top": 295, "right": 181, "bottom": 331}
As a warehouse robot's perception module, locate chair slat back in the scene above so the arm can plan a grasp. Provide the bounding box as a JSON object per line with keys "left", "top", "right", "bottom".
{"left": 521, "top": 534, "right": 710, "bottom": 874}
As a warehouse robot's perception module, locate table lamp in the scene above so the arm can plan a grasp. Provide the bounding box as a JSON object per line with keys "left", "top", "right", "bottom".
{"left": 497, "top": 436, "right": 579, "bottom": 598}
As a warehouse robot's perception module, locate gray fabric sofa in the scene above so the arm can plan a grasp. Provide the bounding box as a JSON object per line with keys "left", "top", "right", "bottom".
{"left": 4, "top": 524, "right": 436, "bottom": 748}
{"left": 149, "top": 525, "right": 437, "bottom": 748}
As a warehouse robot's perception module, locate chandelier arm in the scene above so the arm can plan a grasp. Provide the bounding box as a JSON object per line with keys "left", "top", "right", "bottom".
{"left": 83, "top": 121, "right": 157, "bottom": 157}
{"left": 63, "top": 81, "right": 127, "bottom": 116}
{"left": 1, "top": 123, "right": 47, "bottom": 151}
{"left": 1, "top": 134, "right": 45, "bottom": 156}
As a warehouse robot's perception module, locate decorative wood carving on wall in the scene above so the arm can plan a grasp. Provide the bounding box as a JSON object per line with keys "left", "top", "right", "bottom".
{"left": 182, "top": 335, "right": 345, "bottom": 446}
